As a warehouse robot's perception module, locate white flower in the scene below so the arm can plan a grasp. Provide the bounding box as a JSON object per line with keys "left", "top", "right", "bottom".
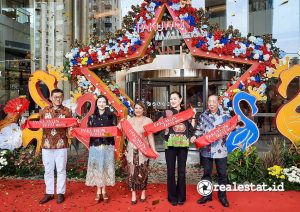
{"left": 284, "top": 166, "right": 300, "bottom": 184}
{"left": 263, "top": 54, "right": 270, "bottom": 61}
{"left": 253, "top": 53, "right": 259, "bottom": 59}
{"left": 249, "top": 36, "right": 256, "bottom": 42}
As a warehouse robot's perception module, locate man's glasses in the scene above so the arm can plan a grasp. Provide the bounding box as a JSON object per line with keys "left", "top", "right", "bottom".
{"left": 52, "top": 96, "right": 63, "bottom": 100}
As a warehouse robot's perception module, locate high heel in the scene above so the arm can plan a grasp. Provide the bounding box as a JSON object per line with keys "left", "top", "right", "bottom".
{"left": 140, "top": 197, "right": 146, "bottom": 202}
{"left": 95, "top": 193, "right": 102, "bottom": 203}
{"left": 102, "top": 193, "right": 109, "bottom": 203}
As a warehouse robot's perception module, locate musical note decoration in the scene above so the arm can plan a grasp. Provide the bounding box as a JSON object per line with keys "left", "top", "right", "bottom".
{"left": 226, "top": 91, "right": 260, "bottom": 153}
{"left": 276, "top": 64, "right": 300, "bottom": 152}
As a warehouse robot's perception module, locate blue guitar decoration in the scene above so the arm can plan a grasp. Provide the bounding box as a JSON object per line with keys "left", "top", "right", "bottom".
{"left": 226, "top": 91, "right": 260, "bottom": 153}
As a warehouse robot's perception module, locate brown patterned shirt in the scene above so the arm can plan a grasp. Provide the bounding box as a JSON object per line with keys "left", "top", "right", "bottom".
{"left": 40, "top": 105, "right": 72, "bottom": 149}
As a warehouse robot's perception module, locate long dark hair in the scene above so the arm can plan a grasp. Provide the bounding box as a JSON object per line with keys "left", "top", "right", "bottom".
{"left": 94, "top": 95, "right": 109, "bottom": 116}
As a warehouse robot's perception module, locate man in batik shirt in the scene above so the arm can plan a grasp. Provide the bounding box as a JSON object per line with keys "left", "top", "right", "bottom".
{"left": 39, "top": 89, "right": 72, "bottom": 204}
{"left": 191, "top": 94, "right": 231, "bottom": 207}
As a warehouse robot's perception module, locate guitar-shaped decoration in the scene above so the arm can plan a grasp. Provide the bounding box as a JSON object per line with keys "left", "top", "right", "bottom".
{"left": 226, "top": 91, "right": 260, "bottom": 152}
{"left": 23, "top": 70, "right": 58, "bottom": 154}
{"left": 276, "top": 64, "right": 300, "bottom": 152}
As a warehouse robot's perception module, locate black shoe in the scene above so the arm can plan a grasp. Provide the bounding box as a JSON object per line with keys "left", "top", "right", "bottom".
{"left": 197, "top": 196, "right": 212, "bottom": 204}
{"left": 140, "top": 197, "right": 146, "bottom": 202}
{"left": 39, "top": 194, "right": 54, "bottom": 204}
{"left": 57, "top": 194, "right": 65, "bottom": 204}
{"left": 131, "top": 200, "right": 137, "bottom": 205}
{"left": 178, "top": 201, "right": 185, "bottom": 205}
{"left": 171, "top": 201, "right": 177, "bottom": 206}
{"left": 219, "top": 197, "right": 229, "bottom": 207}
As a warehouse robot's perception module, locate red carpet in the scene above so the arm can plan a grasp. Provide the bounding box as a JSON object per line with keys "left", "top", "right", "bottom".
{"left": 0, "top": 179, "right": 299, "bottom": 211}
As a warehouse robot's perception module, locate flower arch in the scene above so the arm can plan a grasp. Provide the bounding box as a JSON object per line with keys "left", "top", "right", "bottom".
{"left": 65, "top": 0, "right": 284, "bottom": 109}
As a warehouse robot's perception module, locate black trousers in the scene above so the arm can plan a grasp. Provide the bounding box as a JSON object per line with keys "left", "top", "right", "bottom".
{"left": 201, "top": 156, "right": 227, "bottom": 198}
{"left": 165, "top": 147, "right": 188, "bottom": 203}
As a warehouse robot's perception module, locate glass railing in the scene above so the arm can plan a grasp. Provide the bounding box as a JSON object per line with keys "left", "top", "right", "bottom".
{"left": 1, "top": 7, "right": 31, "bottom": 24}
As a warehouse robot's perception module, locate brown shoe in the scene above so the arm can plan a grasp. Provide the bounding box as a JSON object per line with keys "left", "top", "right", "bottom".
{"left": 57, "top": 194, "right": 65, "bottom": 204}
{"left": 39, "top": 194, "right": 54, "bottom": 204}
{"left": 102, "top": 193, "right": 109, "bottom": 203}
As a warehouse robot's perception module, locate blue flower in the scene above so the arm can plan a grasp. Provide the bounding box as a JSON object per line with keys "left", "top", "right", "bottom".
{"left": 259, "top": 54, "right": 264, "bottom": 61}
{"left": 254, "top": 45, "right": 260, "bottom": 50}
{"left": 167, "top": 1, "right": 173, "bottom": 6}
{"left": 207, "top": 37, "right": 214, "bottom": 50}
{"left": 87, "top": 57, "right": 93, "bottom": 65}
{"left": 233, "top": 48, "right": 241, "bottom": 56}
{"left": 238, "top": 83, "right": 244, "bottom": 89}
{"left": 279, "top": 50, "right": 287, "bottom": 59}
{"left": 189, "top": 16, "right": 196, "bottom": 26}
{"left": 227, "top": 100, "right": 232, "bottom": 108}
{"left": 153, "top": 1, "right": 162, "bottom": 7}
{"left": 134, "top": 40, "right": 142, "bottom": 46}
{"left": 220, "top": 37, "right": 229, "bottom": 44}
{"left": 254, "top": 37, "right": 264, "bottom": 46}
{"left": 131, "top": 46, "right": 136, "bottom": 51}
{"left": 171, "top": 3, "right": 181, "bottom": 10}
{"left": 201, "top": 25, "right": 208, "bottom": 29}
{"left": 196, "top": 40, "right": 205, "bottom": 48}
{"left": 71, "top": 59, "right": 78, "bottom": 65}
{"left": 253, "top": 49, "right": 262, "bottom": 55}
{"left": 255, "top": 75, "right": 261, "bottom": 83}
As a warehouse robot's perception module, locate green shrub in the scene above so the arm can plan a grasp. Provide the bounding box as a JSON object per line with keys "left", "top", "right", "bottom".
{"left": 227, "top": 146, "right": 264, "bottom": 184}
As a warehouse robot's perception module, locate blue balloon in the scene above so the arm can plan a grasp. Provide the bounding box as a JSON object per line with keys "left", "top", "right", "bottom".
{"left": 226, "top": 91, "right": 260, "bottom": 153}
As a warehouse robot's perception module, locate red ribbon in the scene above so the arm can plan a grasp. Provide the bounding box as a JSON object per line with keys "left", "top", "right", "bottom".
{"left": 143, "top": 108, "right": 195, "bottom": 136}
{"left": 121, "top": 120, "right": 158, "bottom": 159}
{"left": 22, "top": 118, "right": 78, "bottom": 129}
{"left": 194, "top": 115, "right": 238, "bottom": 148}
{"left": 71, "top": 127, "right": 122, "bottom": 148}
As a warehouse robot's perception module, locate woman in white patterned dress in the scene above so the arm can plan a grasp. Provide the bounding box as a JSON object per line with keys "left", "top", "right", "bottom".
{"left": 85, "top": 95, "right": 117, "bottom": 203}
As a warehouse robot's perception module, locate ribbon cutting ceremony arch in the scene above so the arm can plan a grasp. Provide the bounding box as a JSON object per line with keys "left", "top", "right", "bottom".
{"left": 23, "top": 0, "right": 300, "bottom": 158}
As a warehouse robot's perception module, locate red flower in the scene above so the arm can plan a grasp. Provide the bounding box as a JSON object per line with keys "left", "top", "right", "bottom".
{"left": 201, "top": 44, "right": 208, "bottom": 51}
{"left": 118, "top": 50, "right": 125, "bottom": 57}
{"left": 110, "top": 52, "right": 117, "bottom": 59}
{"left": 260, "top": 45, "right": 269, "bottom": 54}
{"left": 4, "top": 97, "right": 30, "bottom": 115}
{"left": 191, "top": 37, "right": 199, "bottom": 47}
{"left": 101, "top": 46, "right": 106, "bottom": 52}
{"left": 187, "top": 26, "right": 194, "bottom": 32}
{"left": 213, "top": 47, "right": 222, "bottom": 55}
{"left": 223, "top": 43, "right": 236, "bottom": 55}
{"left": 122, "top": 36, "right": 130, "bottom": 43}
{"left": 90, "top": 52, "right": 98, "bottom": 62}
{"left": 214, "top": 31, "right": 223, "bottom": 41}
{"left": 128, "top": 47, "right": 134, "bottom": 55}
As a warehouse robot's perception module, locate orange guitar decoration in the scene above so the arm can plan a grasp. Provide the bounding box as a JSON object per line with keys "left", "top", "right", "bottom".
{"left": 276, "top": 62, "right": 300, "bottom": 152}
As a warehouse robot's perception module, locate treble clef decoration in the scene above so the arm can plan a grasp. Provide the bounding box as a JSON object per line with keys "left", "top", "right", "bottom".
{"left": 226, "top": 91, "right": 260, "bottom": 152}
